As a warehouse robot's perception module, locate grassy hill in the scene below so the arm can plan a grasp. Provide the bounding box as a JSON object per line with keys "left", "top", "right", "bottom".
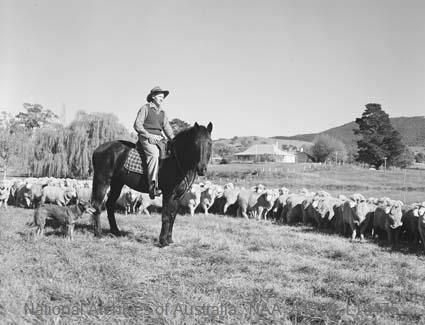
{"left": 273, "top": 116, "right": 425, "bottom": 147}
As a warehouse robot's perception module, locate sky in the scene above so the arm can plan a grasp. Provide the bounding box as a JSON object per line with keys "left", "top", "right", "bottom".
{"left": 1, "top": 0, "right": 424, "bottom": 139}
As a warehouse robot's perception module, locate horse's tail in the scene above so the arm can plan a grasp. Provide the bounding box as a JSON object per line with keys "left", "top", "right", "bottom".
{"left": 91, "top": 141, "right": 121, "bottom": 214}
{"left": 91, "top": 172, "right": 108, "bottom": 213}
{"left": 91, "top": 150, "right": 112, "bottom": 236}
{"left": 90, "top": 140, "right": 133, "bottom": 236}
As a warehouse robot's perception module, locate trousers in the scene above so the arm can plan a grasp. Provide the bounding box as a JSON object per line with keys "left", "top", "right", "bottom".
{"left": 138, "top": 138, "right": 160, "bottom": 185}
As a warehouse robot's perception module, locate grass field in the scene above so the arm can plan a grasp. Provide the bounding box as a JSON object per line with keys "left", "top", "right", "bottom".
{"left": 206, "top": 163, "right": 425, "bottom": 204}
{"left": 2, "top": 207, "right": 425, "bottom": 324}
{"left": 1, "top": 163, "right": 425, "bottom": 324}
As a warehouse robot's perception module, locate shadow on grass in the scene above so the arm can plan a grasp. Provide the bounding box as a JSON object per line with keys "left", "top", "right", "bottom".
{"left": 19, "top": 219, "right": 155, "bottom": 241}
{"left": 126, "top": 231, "right": 157, "bottom": 244}
{"left": 273, "top": 219, "right": 425, "bottom": 256}
{"left": 371, "top": 237, "right": 424, "bottom": 255}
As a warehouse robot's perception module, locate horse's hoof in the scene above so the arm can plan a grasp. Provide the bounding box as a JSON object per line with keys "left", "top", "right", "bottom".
{"left": 158, "top": 240, "right": 169, "bottom": 248}
{"left": 111, "top": 230, "right": 121, "bottom": 237}
{"left": 167, "top": 238, "right": 174, "bottom": 244}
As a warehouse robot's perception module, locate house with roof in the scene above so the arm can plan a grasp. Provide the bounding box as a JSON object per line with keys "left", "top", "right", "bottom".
{"left": 234, "top": 142, "right": 296, "bottom": 163}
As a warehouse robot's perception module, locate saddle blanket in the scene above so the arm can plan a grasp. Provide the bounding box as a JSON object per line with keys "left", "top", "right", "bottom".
{"left": 124, "top": 149, "right": 145, "bottom": 174}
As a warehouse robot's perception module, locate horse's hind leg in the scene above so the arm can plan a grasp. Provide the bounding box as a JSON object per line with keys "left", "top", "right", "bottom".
{"left": 91, "top": 174, "right": 109, "bottom": 236}
{"left": 105, "top": 181, "right": 123, "bottom": 236}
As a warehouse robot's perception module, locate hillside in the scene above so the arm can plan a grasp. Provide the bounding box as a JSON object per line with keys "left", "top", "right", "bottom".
{"left": 213, "top": 116, "right": 425, "bottom": 156}
{"left": 273, "top": 116, "right": 425, "bottom": 147}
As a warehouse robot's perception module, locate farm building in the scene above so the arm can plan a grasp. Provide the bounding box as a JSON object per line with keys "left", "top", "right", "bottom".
{"left": 234, "top": 143, "right": 296, "bottom": 163}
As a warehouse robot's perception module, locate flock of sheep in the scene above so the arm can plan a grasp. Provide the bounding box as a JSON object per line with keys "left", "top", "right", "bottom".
{"left": 1, "top": 176, "right": 425, "bottom": 250}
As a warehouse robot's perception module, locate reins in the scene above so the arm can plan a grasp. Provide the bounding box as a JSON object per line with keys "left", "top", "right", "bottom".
{"left": 171, "top": 144, "right": 196, "bottom": 200}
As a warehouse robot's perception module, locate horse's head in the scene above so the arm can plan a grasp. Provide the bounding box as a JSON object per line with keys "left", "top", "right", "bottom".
{"left": 193, "top": 122, "right": 213, "bottom": 176}
{"left": 171, "top": 122, "right": 213, "bottom": 176}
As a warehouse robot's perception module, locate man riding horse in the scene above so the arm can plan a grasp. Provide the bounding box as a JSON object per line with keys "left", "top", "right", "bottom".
{"left": 91, "top": 86, "right": 212, "bottom": 245}
{"left": 133, "top": 86, "right": 174, "bottom": 199}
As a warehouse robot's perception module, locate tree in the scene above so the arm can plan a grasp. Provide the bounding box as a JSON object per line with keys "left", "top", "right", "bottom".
{"left": 12, "top": 103, "right": 59, "bottom": 131}
{"left": 170, "top": 118, "right": 190, "bottom": 134}
{"left": 0, "top": 111, "right": 30, "bottom": 177}
{"left": 0, "top": 129, "right": 10, "bottom": 178}
{"left": 354, "top": 103, "right": 411, "bottom": 168}
{"left": 0, "top": 112, "right": 12, "bottom": 170}
{"left": 392, "top": 147, "right": 414, "bottom": 169}
{"left": 4, "top": 103, "right": 61, "bottom": 176}
{"left": 0, "top": 111, "right": 13, "bottom": 129}
{"left": 345, "top": 145, "right": 358, "bottom": 164}
{"left": 212, "top": 142, "right": 237, "bottom": 161}
{"left": 30, "top": 111, "right": 133, "bottom": 178}
{"left": 309, "top": 134, "right": 347, "bottom": 163}
{"left": 241, "top": 137, "right": 253, "bottom": 148}
{"left": 32, "top": 127, "right": 69, "bottom": 177}
{"left": 66, "top": 112, "right": 132, "bottom": 178}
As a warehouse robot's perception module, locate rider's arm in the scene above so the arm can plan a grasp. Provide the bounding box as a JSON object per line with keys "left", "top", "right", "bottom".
{"left": 162, "top": 112, "right": 174, "bottom": 140}
{"left": 133, "top": 105, "right": 151, "bottom": 139}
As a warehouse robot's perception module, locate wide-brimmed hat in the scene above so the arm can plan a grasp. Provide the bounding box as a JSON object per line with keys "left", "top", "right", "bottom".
{"left": 146, "top": 86, "right": 170, "bottom": 102}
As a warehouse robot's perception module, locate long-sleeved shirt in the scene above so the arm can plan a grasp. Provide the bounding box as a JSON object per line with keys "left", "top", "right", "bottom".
{"left": 133, "top": 102, "right": 174, "bottom": 140}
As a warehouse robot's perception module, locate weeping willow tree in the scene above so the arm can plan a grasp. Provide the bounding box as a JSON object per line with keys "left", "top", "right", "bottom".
{"left": 66, "top": 112, "right": 133, "bottom": 178}
{"left": 66, "top": 127, "right": 91, "bottom": 178}
{"left": 30, "top": 111, "right": 133, "bottom": 178}
{"left": 32, "top": 127, "right": 69, "bottom": 177}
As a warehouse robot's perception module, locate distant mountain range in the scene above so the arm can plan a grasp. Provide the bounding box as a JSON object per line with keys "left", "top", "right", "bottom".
{"left": 272, "top": 116, "right": 425, "bottom": 147}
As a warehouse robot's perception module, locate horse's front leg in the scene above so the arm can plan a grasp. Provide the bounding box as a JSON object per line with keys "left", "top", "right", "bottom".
{"left": 167, "top": 199, "right": 180, "bottom": 244}
{"left": 159, "top": 196, "right": 178, "bottom": 247}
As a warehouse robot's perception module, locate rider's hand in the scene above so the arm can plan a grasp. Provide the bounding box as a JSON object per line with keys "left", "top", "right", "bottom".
{"left": 147, "top": 135, "right": 156, "bottom": 145}
{"left": 148, "top": 135, "right": 162, "bottom": 145}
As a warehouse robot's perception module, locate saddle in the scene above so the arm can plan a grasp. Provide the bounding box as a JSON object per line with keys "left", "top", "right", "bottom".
{"left": 124, "top": 140, "right": 170, "bottom": 174}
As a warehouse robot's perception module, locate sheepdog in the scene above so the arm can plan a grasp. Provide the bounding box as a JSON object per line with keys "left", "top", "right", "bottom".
{"left": 28, "top": 202, "right": 92, "bottom": 240}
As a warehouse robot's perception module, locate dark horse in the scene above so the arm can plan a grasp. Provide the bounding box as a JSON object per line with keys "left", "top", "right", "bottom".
{"left": 90, "top": 122, "right": 213, "bottom": 247}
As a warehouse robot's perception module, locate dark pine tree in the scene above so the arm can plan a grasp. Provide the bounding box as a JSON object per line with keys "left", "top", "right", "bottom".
{"left": 354, "top": 103, "right": 411, "bottom": 168}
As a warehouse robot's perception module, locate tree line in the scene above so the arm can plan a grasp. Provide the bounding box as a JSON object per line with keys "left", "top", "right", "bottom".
{"left": 0, "top": 104, "right": 193, "bottom": 178}
{"left": 213, "top": 103, "right": 415, "bottom": 169}
{"left": 0, "top": 104, "right": 133, "bottom": 178}
{"left": 0, "top": 102, "right": 418, "bottom": 178}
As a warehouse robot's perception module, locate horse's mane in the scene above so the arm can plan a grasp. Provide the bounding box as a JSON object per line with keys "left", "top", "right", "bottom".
{"left": 172, "top": 126, "right": 196, "bottom": 144}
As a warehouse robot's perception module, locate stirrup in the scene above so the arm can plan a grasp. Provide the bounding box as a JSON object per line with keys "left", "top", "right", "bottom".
{"left": 149, "top": 184, "right": 162, "bottom": 199}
